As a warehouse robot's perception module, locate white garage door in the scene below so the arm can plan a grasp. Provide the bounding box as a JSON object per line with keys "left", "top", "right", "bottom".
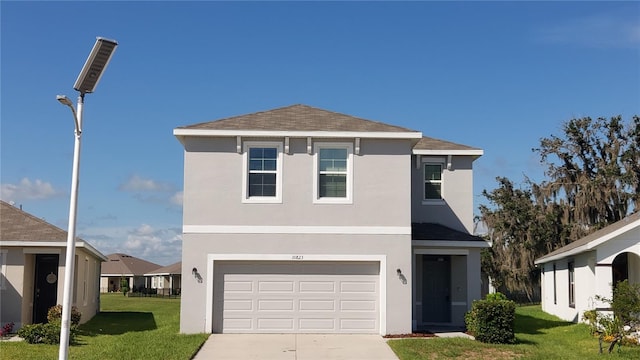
{"left": 213, "top": 261, "right": 379, "bottom": 333}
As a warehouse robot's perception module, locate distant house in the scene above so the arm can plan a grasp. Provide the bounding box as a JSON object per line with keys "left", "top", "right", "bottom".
{"left": 100, "top": 253, "right": 161, "bottom": 293}
{"left": 145, "top": 261, "right": 181, "bottom": 296}
{"left": 535, "top": 211, "right": 640, "bottom": 322}
{"left": 0, "top": 200, "right": 107, "bottom": 329}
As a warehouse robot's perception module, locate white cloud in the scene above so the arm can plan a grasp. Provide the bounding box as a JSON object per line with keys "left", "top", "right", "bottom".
{"left": 80, "top": 224, "right": 182, "bottom": 265}
{"left": 119, "top": 175, "right": 173, "bottom": 192}
{"left": 0, "top": 178, "right": 60, "bottom": 201}
{"left": 170, "top": 191, "right": 183, "bottom": 206}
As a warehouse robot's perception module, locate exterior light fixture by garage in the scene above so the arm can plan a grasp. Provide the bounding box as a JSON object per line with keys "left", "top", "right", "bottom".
{"left": 57, "top": 37, "right": 117, "bottom": 360}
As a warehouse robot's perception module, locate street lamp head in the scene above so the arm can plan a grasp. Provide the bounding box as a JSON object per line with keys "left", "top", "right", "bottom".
{"left": 56, "top": 95, "right": 73, "bottom": 107}
{"left": 73, "top": 37, "right": 118, "bottom": 94}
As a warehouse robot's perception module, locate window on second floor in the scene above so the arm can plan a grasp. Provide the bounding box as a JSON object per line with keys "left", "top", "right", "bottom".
{"left": 423, "top": 162, "right": 444, "bottom": 202}
{"left": 313, "top": 143, "right": 353, "bottom": 204}
{"left": 242, "top": 142, "right": 283, "bottom": 203}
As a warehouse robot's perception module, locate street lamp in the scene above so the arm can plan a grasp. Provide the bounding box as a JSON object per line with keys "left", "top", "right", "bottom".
{"left": 57, "top": 37, "right": 117, "bottom": 360}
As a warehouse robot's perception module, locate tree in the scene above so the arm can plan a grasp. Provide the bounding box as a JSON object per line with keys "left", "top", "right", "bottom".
{"left": 479, "top": 177, "right": 567, "bottom": 301}
{"left": 532, "top": 116, "right": 640, "bottom": 241}
{"left": 480, "top": 115, "right": 639, "bottom": 300}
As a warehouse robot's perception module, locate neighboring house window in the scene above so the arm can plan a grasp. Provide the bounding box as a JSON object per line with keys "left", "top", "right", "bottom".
{"left": 242, "top": 142, "right": 283, "bottom": 203}
{"left": 151, "top": 277, "right": 157, "bottom": 289}
{"left": 553, "top": 263, "right": 557, "bottom": 305}
{"left": 568, "top": 261, "right": 575, "bottom": 308}
{"left": 0, "top": 250, "right": 7, "bottom": 290}
{"left": 313, "top": 143, "right": 353, "bottom": 204}
{"left": 422, "top": 158, "right": 445, "bottom": 202}
{"left": 83, "top": 258, "right": 89, "bottom": 305}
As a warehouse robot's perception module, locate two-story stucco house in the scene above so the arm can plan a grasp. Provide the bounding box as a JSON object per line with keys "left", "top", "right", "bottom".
{"left": 174, "top": 105, "right": 487, "bottom": 335}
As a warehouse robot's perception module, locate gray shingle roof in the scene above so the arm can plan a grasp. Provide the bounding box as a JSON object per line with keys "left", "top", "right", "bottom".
{"left": 1, "top": 200, "right": 72, "bottom": 242}
{"left": 536, "top": 211, "right": 640, "bottom": 263}
{"left": 101, "top": 253, "right": 162, "bottom": 276}
{"left": 176, "top": 104, "right": 419, "bottom": 133}
{"left": 146, "top": 261, "right": 181, "bottom": 275}
{"left": 413, "top": 136, "right": 482, "bottom": 152}
{"left": 412, "top": 222, "right": 488, "bottom": 242}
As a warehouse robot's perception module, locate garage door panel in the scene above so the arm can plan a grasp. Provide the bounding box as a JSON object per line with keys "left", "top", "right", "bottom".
{"left": 216, "top": 261, "right": 379, "bottom": 333}
{"left": 299, "top": 299, "right": 335, "bottom": 311}
{"left": 258, "top": 299, "right": 294, "bottom": 311}
{"left": 299, "top": 281, "right": 335, "bottom": 293}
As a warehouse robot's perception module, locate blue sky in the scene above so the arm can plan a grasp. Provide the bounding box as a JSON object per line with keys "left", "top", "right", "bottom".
{"left": 2, "top": 1, "right": 639, "bottom": 266}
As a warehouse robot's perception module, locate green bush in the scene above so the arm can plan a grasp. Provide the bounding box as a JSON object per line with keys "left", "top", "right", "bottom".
{"left": 47, "top": 304, "right": 82, "bottom": 325}
{"left": 17, "top": 320, "right": 78, "bottom": 344}
{"left": 465, "top": 294, "right": 516, "bottom": 344}
{"left": 486, "top": 292, "right": 508, "bottom": 301}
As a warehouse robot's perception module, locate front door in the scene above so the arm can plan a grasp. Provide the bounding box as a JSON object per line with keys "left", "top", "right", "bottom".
{"left": 422, "top": 255, "right": 451, "bottom": 323}
{"left": 33, "top": 254, "right": 59, "bottom": 323}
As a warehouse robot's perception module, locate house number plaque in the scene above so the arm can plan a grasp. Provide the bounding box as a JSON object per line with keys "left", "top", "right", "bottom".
{"left": 291, "top": 255, "right": 304, "bottom": 260}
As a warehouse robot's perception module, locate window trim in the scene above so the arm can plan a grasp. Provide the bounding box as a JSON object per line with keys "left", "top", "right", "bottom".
{"left": 422, "top": 157, "right": 445, "bottom": 205}
{"left": 0, "top": 249, "right": 7, "bottom": 290}
{"left": 568, "top": 261, "right": 575, "bottom": 308}
{"left": 242, "top": 141, "right": 283, "bottom": 203}
{"left": 313, "top": 142, "right": 353, "bottom": 204}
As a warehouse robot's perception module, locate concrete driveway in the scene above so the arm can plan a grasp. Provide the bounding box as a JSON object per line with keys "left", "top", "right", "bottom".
{"left": 192, "top": 334, "right": 399, "bottom": 360}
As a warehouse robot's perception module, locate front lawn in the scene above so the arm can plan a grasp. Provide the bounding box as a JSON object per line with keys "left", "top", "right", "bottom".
{"left": 0, "top": 294, "right": 209, "bottom": 360}
{"left": 387, "top": 305, "right": 640, "bottom": 360}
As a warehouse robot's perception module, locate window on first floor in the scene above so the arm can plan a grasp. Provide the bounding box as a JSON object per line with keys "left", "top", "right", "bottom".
{"left": 553, "top": 263, "right": 557, "bottom": 305}
{"left": 242, "top": 142, "right": 283, "bottom": 203}
{"left": 313, "top": 143, "right": 353, "bottom": 203}
{"left": 568, "top": 261, "right": 575, "bottom": 308}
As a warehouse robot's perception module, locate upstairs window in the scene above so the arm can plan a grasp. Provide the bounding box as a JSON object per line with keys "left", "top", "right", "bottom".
{"left": 243, "top": 142, "right": 283, "bottom": 203}
{"left": 423, "top": 162, "right": 443, "bottom": 201}
{"left": 314, "top": 143, "right": 353, "bottom": 203}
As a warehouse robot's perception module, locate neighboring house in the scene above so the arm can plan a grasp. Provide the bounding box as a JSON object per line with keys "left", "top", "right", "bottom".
{"left": 0, "top": 200, "right": 107, "bottom": 329}
{"left": 535, "top": 211, "right": 640, "bottom": 322}
{"left": 100, "top": 253, "right": 161, "bottom": 293}
{"left": 145, "top": 261, "right": 182, "bottom": 295}
{"left": 174, "top": 104, "right": 488, "bottom": 335}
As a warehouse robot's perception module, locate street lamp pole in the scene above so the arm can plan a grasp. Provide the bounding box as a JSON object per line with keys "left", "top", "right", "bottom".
{"left": 57, "top": 37, "right": 117, "bottom": 360}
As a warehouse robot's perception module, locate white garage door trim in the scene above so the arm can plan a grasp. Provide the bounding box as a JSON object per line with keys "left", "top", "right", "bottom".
{"left": 206, "top": 254, "right": 387, "bottom": 335}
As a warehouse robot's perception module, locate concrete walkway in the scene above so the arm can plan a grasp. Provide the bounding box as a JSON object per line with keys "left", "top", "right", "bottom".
{"left": 192, "top": 334, "right": 399, "bottom": 360}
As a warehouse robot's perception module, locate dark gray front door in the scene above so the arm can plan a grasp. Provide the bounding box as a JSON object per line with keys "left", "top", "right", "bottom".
{"left": 422, "top": 255, "right": 451, "bottom": 323}
{"left": 33, "top": 254, "right": 59, "bottom": 323}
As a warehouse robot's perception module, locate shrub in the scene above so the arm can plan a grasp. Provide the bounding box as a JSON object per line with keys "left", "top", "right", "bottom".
{"left": 465, "top": 294, "right": 516, "bottom": 344}
{"left": 0, "top": 322, "right": 15, "bottom": 337}
{"left": 17, "top": 320, "right": 78, "bottom": 345}
{"left": 47, "top": 304, "right": 82, "bottom": 325}
{"left": 486, "top": 292, "right": 508, "bottom": 301}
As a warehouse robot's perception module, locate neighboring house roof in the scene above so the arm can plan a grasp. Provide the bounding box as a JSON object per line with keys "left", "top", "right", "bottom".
{"left": 412, "top": 222, "right": 489, "bottom": 247}
{"left": 0, "top": 200, "right": 107, "bottom": 261}
{"left": 535, "top": 211, "right": 640, "bottom": 264}
{"left": 145, "top": 261, "right": 181, "bottom": 276}
{"left": 101, "top": 253, "right": 162, "bottom": 276}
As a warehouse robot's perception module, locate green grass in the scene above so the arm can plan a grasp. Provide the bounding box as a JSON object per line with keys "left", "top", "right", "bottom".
{"left": 387, "top": 305, "right": 640, "bottom": 360}
{"left": 0, "top": 294, "right": 209, "bottom": 360}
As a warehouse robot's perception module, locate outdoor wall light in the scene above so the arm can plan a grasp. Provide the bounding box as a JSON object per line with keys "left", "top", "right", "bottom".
{"left": 192, "top": 267, "right": 198, "bottom": 275}
{"left": 397, "top": 268, "right": 407, "bottom": 284}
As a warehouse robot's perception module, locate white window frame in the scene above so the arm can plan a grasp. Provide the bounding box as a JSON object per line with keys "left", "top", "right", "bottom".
{"left": 0, "top": 249, "right": 7, "bottom": 290}
{"left": 422, "top": 157, "right": 445, "bottom": 205}
{"left": 242, "top": 141, "right": 283, "bottom": 203}
{"left": 313, "top": 142, "right": 353, "bottom": 204}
